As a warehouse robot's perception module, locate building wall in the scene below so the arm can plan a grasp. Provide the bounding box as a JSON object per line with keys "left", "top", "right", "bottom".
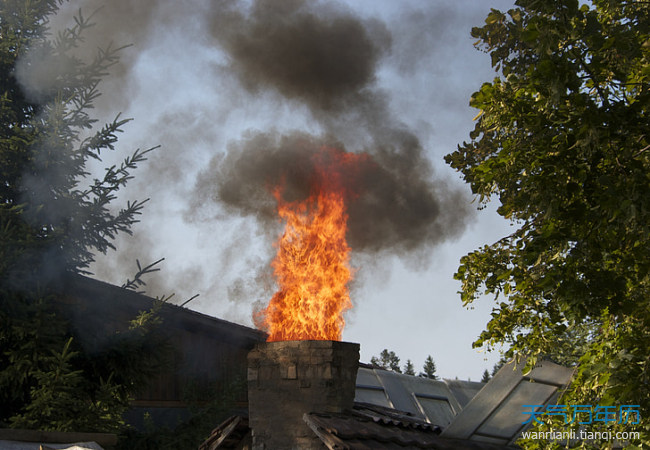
{"left": 56, "top": 275, "right": 267, "bottom": 428}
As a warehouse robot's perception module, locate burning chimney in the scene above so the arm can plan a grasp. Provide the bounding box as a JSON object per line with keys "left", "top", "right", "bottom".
{"left": 247, "top": 340, "right": 360, "bottom": 449}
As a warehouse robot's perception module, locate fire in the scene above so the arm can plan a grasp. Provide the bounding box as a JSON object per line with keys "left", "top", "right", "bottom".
{"left": 255, "top": 147, "right": 367, "bottom": 341}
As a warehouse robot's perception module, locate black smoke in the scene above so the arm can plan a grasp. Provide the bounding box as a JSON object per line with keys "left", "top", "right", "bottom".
{"left": 32, "top": 0, "right": 484, "bottom": 304}
{"left": 191, "top": 0, "right": 472, "bottom": 258}
{"left": 192, "top": 129, "right": 469, "bottom": 257}
{"left": 209, "top": 0, "right": 391, "bottom": 113}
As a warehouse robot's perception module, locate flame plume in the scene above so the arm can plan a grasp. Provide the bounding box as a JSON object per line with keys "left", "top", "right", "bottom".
{"left": 255, "top": 147, "right": 368, "bottom": 341}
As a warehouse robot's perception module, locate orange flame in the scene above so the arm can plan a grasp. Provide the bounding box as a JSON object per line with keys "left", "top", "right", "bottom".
{"left": 255, "top": 147, "right": 367, "bottom": 341}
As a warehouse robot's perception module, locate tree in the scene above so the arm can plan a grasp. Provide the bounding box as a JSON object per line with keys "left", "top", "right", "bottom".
{"left": 481, "top": 369, "right": 491, "bottom": 383}
{"left": 370, "top": 351, "right": 441, "bottom": 379}
{"left": 445, "top": 0, "right": 649, "bottom": 446}
{"left": 0, "top": 1, "right": 162, "bottom": 433}
{"left": 1, "top": 2, "right": 153, "bottom": 284}
{"left": 419, "top": 355, "right": 437, "bottom": 380}
{"left": 403, "top": 359, "right": 415, "bottom": 376}
{"left": 490, "top": 355, "right": 508, "bottom": 378}
{"left": 370, "top": 349, "right": 401, "bottom": 373}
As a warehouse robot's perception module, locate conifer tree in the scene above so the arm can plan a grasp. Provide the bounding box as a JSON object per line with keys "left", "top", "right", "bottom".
{"left": 403, "top": 359, "right": 415, "bottom": 376}
{"left": 0, "top": 1, "right": 163, "bottom": 432}
{"left": 419, "top": 355, "right": 438, "bottom": 380}
{"left": 370, "top": 349, "right": 402, "bottom": 373}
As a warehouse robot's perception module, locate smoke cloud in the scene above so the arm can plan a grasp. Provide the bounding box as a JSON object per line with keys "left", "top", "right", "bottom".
{"left": 191, "top": 131, "right": 469, "bottom": 256}
{"left": 191, "top": 0, "right": 472, "bottom": 259}
{"left": 14, "top": 0, "right": 488, "bottom": 309}
{"left": 209, "top": 0, "right": 391, "bottom": 113}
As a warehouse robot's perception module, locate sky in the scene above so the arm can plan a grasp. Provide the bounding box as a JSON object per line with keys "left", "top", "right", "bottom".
{"left": 45, "top": 0, "right": 518, "bottom": 380}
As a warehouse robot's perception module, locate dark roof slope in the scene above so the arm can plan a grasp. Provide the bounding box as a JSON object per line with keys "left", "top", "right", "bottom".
{"left": 304, "top": 403, "right": 519, "bottom": 450}
{"left": 56, "top": 274, "right": 267, "bottom": 345}
{"left": 201, "top": 403, "right": 518, "bottom": 450}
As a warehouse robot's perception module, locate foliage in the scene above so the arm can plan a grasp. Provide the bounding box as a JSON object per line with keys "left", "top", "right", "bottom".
{"left": 0, "top": 0, "right": 164, "bottom": 434}
{"left": 419, "top": 355, "right": 438, "bottom": 380}
{"left": 370, "top": 350, "right": 440, "bottom": 380}
{"left": 8, "top": 337, "right": 129, "bottom": 433}
{"left": 371, "top": 349, "right": 401, "bottom": 373}
{"left": 0, "top": 1, "right": 156, "bottom": 283}
{"left": 117, "top": 378, "right": 246, "bottom": 450}
{"left": 445, "top": 0, "right": 649, "bottom": 447}
{"left": 0, "top": 288, "right": 168, "bottom": 433}
{"left": 403, "top": 359, "right": 415, "bottom": 376}
{"left": 481, "top": 369, "right": 491, "bottom": 383}
{"left": 543, "top": 319, "right": 596, "bottom": 367}
{"left": 122, "top": 258, "right": 166, "bottom": 293}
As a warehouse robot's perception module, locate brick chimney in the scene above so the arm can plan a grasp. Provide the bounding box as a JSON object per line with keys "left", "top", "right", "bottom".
{"left": 247, "top": 340, "right": 360, "bottom": 450}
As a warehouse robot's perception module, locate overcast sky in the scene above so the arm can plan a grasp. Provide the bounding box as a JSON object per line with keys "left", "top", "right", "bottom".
{"left": 49, "top": 0, "right": 517, "bottom": 380}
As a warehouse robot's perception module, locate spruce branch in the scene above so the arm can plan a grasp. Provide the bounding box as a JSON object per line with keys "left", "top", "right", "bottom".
{"left": 122, "top": 258, "right": 165, "bottom": 293}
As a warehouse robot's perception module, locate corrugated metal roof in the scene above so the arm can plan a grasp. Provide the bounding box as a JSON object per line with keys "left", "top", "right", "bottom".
{"left": 304, "top": 404, "right": 519, "bottom": 449}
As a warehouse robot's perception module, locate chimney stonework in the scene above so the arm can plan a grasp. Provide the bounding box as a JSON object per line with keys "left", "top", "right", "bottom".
{"left": 247, "top": 340, "right": 360, "bottom": 450}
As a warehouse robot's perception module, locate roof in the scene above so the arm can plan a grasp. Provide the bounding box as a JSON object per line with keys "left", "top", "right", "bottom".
{"left": 356, "top": 358, "right": 574, "bottom": 446}
{"left": 202, "top": 358, "right": 574, "bottom": 449}
{"left": 53, "top": 274, "right": 267, "bottom": 423}
{"left": 440, "top": 358, "right": 575, "bottom": 446}
{"left": 201, "top": 403, "right": 518, "bottom": 450}
{"left": 304, "top": 403, "right": 519, "bottom": 450}
{"left": 199, "top": 415, "right": 251, "bottom": 450}
{"left": 56, "top": 274, "right": 267, "bottom": 346}
{"left": 355, "top": 365, "right": 484, "bottom": 427}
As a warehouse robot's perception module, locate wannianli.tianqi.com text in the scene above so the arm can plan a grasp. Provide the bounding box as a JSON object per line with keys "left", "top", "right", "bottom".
{"left": 519, "top": 404, "right": 642, "bottom": 443}
{"left": 521, "top": 430, "right": 641, "bottom": 442}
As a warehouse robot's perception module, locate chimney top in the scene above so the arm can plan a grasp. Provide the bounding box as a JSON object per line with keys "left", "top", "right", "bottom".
{"left": 247, "top": 340, "right": 360, "bottom": 449}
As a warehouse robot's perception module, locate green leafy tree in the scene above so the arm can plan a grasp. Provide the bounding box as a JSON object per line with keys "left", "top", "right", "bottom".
{"left": 0, "top": 0, "right": 163, "bottom": 434}
{"left": 370, "top": 349, "right": 402, "bottom": 373}
{"left": 403, "top": 359, "right": 415, "bottom": 376}
{"left": 481, "top": 369, "right": 491, "bottom": 383}
{"left": 445, "top": 0, "right": 649, "bottom": 446}
{"left": 419, "top": 355, "right": 438, "bottom": 380}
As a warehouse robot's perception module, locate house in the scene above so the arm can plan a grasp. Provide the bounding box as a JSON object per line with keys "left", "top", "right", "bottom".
{"left": 53, "top": 274, "right": 267, "bottom": 428}
{"left": 48, "top": 276, "right": 574, "bottom": 448}
{"left": 199, "top": 341, "right": 574, "bottom": 449}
